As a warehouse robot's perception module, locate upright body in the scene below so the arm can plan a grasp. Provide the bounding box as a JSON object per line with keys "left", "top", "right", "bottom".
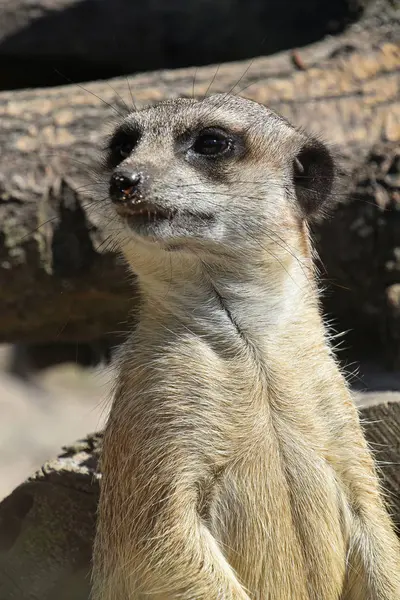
{"left": 92, "top": 95, "right": 400, "bottom": 599}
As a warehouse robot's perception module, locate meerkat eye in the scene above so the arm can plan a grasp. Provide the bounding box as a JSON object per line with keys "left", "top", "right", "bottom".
{"left": 192, "top": 129, "right": 232, "bottom": 157}
{"left": 117, "top": 141, "right": 136, "bottom": 158}
{"left": 114, "top": 134, "right": 139, "bottom": 159}
{"left": 107, "top": 128, "right": 141, "bottom": 166}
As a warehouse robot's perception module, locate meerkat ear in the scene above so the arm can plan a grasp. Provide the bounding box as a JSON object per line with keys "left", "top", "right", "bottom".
{"left": 292, "top": 138, "right": 336, "bottom": 221}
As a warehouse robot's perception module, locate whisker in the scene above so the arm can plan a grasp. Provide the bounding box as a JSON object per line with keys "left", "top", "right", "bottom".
{"left": 204, "top": 64, "right": 222, "bottom": 99}
{"left": 53, "top": 68, "right": 125, "bottom": 118}
{"left": 126, "top": 76, "right": 137, "bottom": 112}
{"left": 192, "top": 67, "right": 199, "bottom": 100}
{"left": 20, "top": 215, "right": 61, "bottom": 241}
{"left": 105, "top": 82, "right": 130, "bottom": 114}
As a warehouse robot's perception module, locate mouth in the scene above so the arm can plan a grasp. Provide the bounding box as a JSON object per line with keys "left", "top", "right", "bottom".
{"left": 115, "top": 201, "right": 176, "bottom": 226}
{"left": 113, "top": 199, "right": 216, "bottom": 244}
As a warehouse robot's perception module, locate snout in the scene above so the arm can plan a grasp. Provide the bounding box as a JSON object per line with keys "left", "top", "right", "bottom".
{"left": 109, "top": 167, "right": 172, "bottom": 224}
{"left": 109, "top": 169, "right": 143, "bottom": 206}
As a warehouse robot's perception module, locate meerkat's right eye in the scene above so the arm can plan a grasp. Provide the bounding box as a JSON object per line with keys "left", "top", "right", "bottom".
{"left": 114, "top": 135, "right": 139, "bottom": 159}
{"left": 107, "top": 129, "right": 141, "bottom": 165}
{"left": 116, "top": 140, "right": 135, "bottom": 158}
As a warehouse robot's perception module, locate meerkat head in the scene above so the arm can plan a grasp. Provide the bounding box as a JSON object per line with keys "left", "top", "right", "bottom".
{"left": 101, "top": 94, "right": 336, "bottom": 269}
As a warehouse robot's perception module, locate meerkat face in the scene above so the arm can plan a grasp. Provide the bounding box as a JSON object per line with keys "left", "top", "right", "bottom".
{"left": 102, "top": 94, "right": 335, "bottom": 262}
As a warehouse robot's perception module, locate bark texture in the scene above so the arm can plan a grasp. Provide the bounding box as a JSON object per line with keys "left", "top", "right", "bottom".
{"left": 0, "top": 401, "right": 399, "bottom": 600}
{"left": 0, "top": 32, "right": 399, "bottom": 354}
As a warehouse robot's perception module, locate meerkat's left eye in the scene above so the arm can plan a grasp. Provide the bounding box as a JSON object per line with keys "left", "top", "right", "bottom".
{"left": 192, "top": 129, "right": 232, "bottom": 157}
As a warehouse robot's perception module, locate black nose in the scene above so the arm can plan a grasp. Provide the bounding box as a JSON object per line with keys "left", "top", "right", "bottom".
{"left": 109, "top": 171, "right": 142, "bottom": 203}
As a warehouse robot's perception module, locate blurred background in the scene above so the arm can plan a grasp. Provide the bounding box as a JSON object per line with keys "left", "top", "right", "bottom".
{"left": 0, "top": 344, "right": 111, "bottom": 499}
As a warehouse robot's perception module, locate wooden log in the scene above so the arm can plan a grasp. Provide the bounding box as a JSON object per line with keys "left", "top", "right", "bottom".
{"left": 0, "top": 400, "right": 399, "bottom": 600}
{"left": 0, "top": 31, "right": 399, "bottom": 350}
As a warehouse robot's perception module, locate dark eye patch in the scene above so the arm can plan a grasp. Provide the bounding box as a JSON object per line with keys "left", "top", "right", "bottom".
{"left": 178, "top": 125, "right": 246, "bottom": 183}
{"left": 105, "top": 126, "right": 141, "bottom": 168}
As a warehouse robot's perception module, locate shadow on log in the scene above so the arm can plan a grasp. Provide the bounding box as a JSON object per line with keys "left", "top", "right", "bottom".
{"left": 0, "top": 0, "right": 373, "bottom": 91}
{"left": 0, "top": 402, "right": 399, "bottom": 599}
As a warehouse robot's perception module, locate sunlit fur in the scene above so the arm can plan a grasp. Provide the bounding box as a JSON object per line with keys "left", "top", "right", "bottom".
{"left": 92, "top": 94, "right": 400, "bottom": 599}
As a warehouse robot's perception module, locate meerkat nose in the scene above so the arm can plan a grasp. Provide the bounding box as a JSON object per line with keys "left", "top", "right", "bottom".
{"left": 109, "top": 170, "right": 142, "bottom": 204}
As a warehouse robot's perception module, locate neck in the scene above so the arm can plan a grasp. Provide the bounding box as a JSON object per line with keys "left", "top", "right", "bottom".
{"left": 116, "top": 242, "right": 352, "bottom": 484}
{"left": 116, "top": 244, "right": 351, "bottom": 469}
{"left": 129, "top": 246, "right": 327, "bottom": 368}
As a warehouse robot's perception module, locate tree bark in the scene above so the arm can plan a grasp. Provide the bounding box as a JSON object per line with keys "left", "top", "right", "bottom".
{"left": 0, "top": 31, "right": 399, "bottom": 354}
{"left": 0, "top": 400, "right": 399, "bottom": 600}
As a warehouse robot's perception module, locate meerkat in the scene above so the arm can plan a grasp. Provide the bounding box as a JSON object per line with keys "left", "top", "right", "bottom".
{"left": 91, "top": 94, "right": 400, "bottom": 600}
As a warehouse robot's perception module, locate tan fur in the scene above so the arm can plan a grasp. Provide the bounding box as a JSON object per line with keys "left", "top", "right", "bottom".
{"left": 92, "top": 94, "right": 400, "bottom": 599}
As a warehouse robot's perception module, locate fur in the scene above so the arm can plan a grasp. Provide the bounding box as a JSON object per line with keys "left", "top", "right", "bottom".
{"left": 92, "top": 94, "right": 400, "bottom": 599}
